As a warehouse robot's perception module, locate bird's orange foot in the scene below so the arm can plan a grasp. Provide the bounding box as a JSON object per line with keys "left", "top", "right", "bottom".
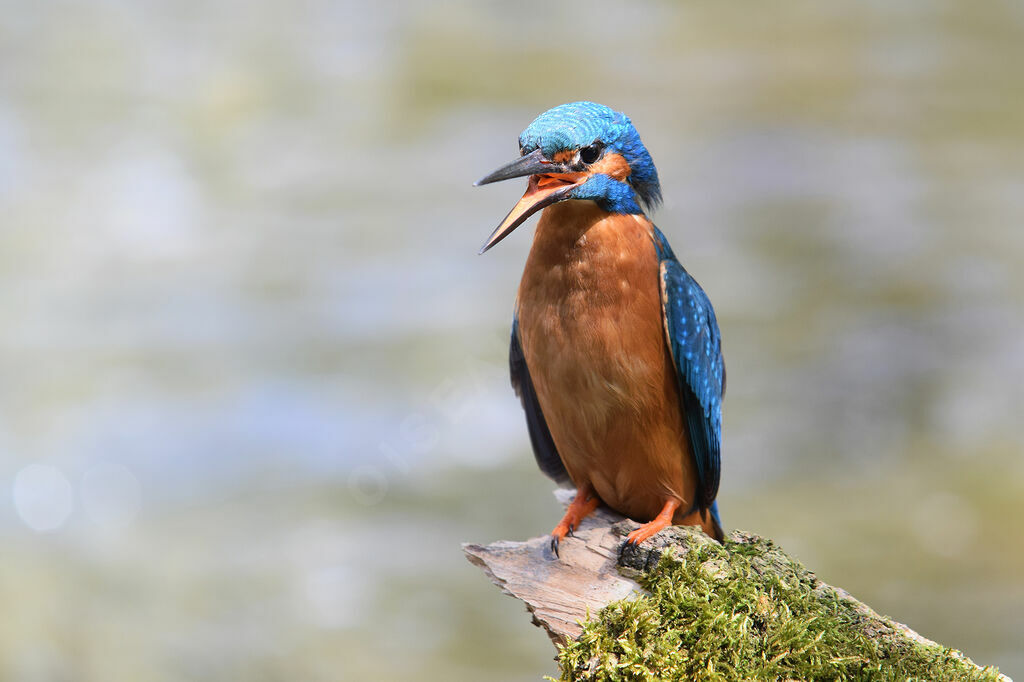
{"left": 622, "top": 499, "right": 681, "bottom": 549}
{"left": 624, "top": 517, "right": 672, "bottom": 547}
{"left": 549, "top": 487, "right": 600, "bottom": 558}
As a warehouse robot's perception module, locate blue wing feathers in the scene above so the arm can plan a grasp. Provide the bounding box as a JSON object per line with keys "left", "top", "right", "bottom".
{"left": 652, "top": 227, "right": 724, "bottom": 517}
{"left": 510, "top": 316, "right": 571, "bottom": 485}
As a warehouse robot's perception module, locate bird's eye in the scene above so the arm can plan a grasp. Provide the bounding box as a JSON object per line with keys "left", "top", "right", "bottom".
{"left": 579, "top": 143, "right": 603, "bottom": 165}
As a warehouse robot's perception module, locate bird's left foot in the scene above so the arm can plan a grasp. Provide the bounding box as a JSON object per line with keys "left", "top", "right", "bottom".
{"left": 623, "top": 499, "right": 681, "bottom": 548}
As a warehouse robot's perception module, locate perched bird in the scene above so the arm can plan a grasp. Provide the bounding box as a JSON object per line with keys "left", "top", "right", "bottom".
{"left": 475, "top": 102, "right": 725, "bottom": 555}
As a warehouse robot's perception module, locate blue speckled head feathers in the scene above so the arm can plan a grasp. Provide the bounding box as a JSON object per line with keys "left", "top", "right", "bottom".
{"left": 519, "top": 101, "right": 662, "bottom": 212}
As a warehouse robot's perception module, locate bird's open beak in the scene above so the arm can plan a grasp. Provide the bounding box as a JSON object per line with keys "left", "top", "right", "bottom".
{"left": 475, "top": 149, "right": 586, "bottom": 254}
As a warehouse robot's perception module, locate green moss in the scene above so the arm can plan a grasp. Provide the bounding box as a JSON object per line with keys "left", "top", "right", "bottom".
{"left": 554, "top": 534, "right": 1003, "bottom": 682}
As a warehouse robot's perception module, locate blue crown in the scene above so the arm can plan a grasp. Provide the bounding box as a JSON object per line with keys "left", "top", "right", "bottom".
{"left": 519, "top": 101, "right": 662, "bottom": 211}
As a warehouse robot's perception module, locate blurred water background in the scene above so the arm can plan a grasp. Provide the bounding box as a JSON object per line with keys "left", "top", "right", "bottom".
{"left": 1, "top": 1, "right": 1022, "bottom": 680}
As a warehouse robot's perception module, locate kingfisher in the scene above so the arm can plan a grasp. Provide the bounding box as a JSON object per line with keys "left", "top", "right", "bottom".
{"left": 475, "top": 102, "right": 725, "bottom": 555}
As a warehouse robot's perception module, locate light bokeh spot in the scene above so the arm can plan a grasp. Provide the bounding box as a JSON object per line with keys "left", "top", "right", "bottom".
{"left": 12, "top": 464, "right": 74, "bottom": 532}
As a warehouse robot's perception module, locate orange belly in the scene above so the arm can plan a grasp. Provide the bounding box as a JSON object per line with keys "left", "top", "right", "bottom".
{"left": 516, "top": 201, "right": 700, "bottom": 523}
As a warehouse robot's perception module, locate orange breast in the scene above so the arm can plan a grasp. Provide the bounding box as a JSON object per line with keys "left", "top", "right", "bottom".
{"left": 516, "top": 201, "right": 699, "bottom": 523}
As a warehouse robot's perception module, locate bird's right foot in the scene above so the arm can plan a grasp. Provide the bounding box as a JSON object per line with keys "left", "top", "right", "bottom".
{"left": 548, "top": 486, "right": 600, "bottom": 558}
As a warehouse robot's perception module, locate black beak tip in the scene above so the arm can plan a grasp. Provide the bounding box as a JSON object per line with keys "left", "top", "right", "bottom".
{"left": 473, "top": 171, "right": 504, "bottom": 187}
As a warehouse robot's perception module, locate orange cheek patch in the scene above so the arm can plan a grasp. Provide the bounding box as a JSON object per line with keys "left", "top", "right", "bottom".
{"left": 552, "top": 150, "right": 577, "bottom": 163}
{"left": 590, "top": 152, "right": 631, "bottom": 180}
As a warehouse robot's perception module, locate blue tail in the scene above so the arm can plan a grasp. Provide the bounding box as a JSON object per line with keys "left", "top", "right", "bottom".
{"left": 708, "top": 500, "right": 724, "bottom": 541}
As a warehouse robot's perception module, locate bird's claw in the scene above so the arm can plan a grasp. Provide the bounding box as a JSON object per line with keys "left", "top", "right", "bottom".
{"left": 550, "top": 525, "right": 577, "bottom": 558}
{"left": 618, "top": 536, "right": 643, "bottom": 562}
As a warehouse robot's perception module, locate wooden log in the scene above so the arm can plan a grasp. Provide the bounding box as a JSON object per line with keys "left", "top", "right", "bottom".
{"left": 464, "top": 490, "right": 1008, "bottom": 681}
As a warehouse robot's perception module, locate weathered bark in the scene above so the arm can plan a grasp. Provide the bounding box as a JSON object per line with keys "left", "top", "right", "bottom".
{"left": 463, "top": 490, "right": 1008, "bottom": 680}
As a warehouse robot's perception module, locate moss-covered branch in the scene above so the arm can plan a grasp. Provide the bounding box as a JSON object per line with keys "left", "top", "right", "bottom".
{"left": 464, "top": 491, "right": 1007, "bottom": 681}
